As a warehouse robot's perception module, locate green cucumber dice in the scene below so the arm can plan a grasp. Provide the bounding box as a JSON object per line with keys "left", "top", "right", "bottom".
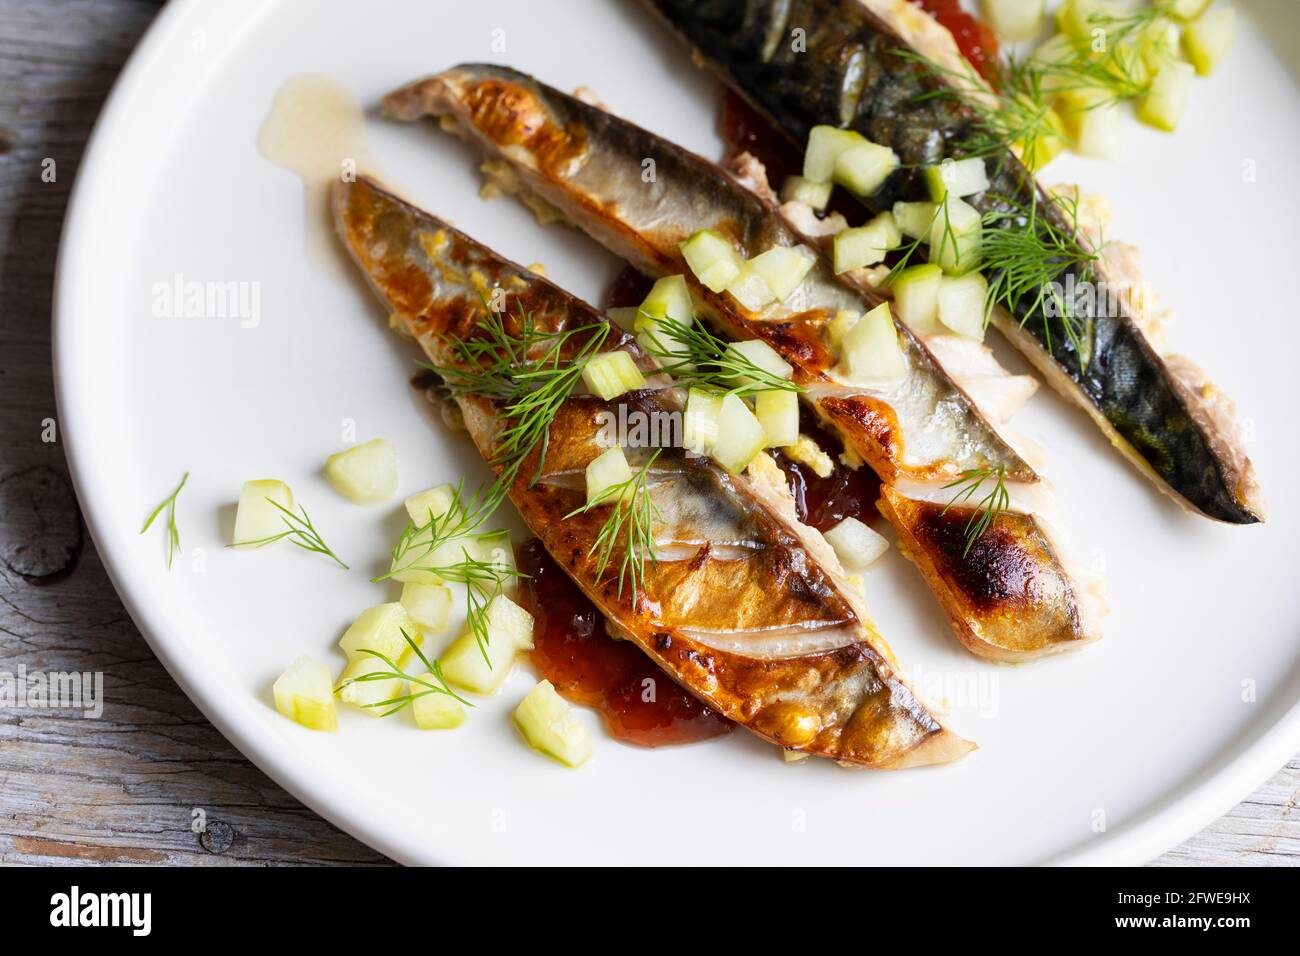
{"left": 711, "top": 393, "right": 768, "bottom": 474}
{"left": 1170, "top": 0, "right": 1212, "bottom": 22}
{"left": 802, "top": 125, "right": 861, "bottom": 183}
{"left": 929, "top": 197, "right": 983, "bottom": 275}
{"left": 412, "top": 691, "right": 467, "bottom": 730}
{"left": 892, "top": 201, "right": 939, "bottom": 240}
{"left": 839, "top": 302, "right": 906, "bottom": 385}
{"left": 1137, "top": 60, "right": 1194, "bottom": 131}
{"left": 582, "top": 350, "right": 646, "bottom": 400}
{"left": 513, "top": 680, "right": 592, "bottom": 768}
{"left": 754, "top": 389, "right": 799, "bottom": 447}
{"left": 779, "top": 175, "right": 834, "bottom": 210}
{"left": 324, "top": 439, "right": 398, "bottom": 504}
{"left": 981, "top": 0, "right": 1044, "bottom": 42}
{"left": 833, "top": 140, "right": 900, "bottom": 197}
{"left": 923, "top": 158, "right": 990, "bottom": 201}
{"left": 680, "top": 229, "right": 744, "bottom": 292}
{"left": 725, "top": 261, "right": 778, "bottom": 312}
{"left": 1182, "top": 6, "right": 1235, "bottom": 76}
{"left": 636, "top": 274, "right": 694, "bottom": 331}
{"left": 832, "top": 213, "right": 901, "bottom": 274}
{"left": 936, "top": 272, "right": 989, "bottom": 340}
{"left": 684, "top": 388, "right": 724, "bottom": 454}
{"left": 746, "top": 245, "right": 816, "bottom": 302}
{"left": 823, "top": 515, "right": 890, "bottom": 571}
{"left": 585, "top": 446, "right": 632, "bottom": 506}
{"left": 890, "top": 263, "right": 944, "bottom": 334}
{"left": 725, "top": 339, "right": 793, "bottom": 387}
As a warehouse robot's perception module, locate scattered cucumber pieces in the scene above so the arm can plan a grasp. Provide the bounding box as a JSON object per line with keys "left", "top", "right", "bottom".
{"left": 923, "top": 158, "right": 990, "bottom": 201}
{"left": 725, "top": 338, "right": 793, "bottom": 387}
{"left": 636, "top": 274, "right": 694, "bottom": 330}
{"left": 324, "top": 438, "right": 398, "bottom": 504}
{"left": 930, "top": 197, "right": 983, "bottom": 275}
{"left": 1182, "top": 6, "right": 1236, "bottom": 76}
{"left": 585, "top": 446, "right": 632, "bottom": 506}
{"left": 680, "top": 229, "right": 744, "bottom": 292}
{"left": 412, "top": 690, "right": 467, "bottom": 730}
{"left": 726, "top": 261, "right": 778, "bottom": 311}
{"left": 890, "top": 263, "right": 944, "bottom": 334}
{"left": 746, "top": 245, "right": 816, "bottom": 302}
{"left": 582, "top": 350, "right": 646, "bottom": 400}
{"left": 833, "top": 139, "right": 900, "bottom": 197}
{"left": 683, "top": 388, "right": 723, "bottom": 455}
{"left": 1170, "top": 0, "right": 1212, "bottom": 22}
{"left": 273, "top": 656, "right": 338, "bottom": 731}
{"left": 440, "top": 594, "right": 534, "bottom": 693}
{"left": 825, "top": 309, "right": 860, "bottom": 349}
{"left": 937, "top": 272, "right": 989, "bottom": 341}
{"left": 982, "top": 0, "right": 1044, "bottom": 42}
{"left": 232, "top": 478, "right": 293, "bottom": 544}
{"left": 399, "top": 582, "right": 453, "bottom": 631}
{"left": 513, "top": 679, "right": 592, "bottom": 768}
{"left": 833, "top": 213, "right": 902, "bottom": 274}
{"left": 779, "top": 174, "right": 833, "bottom": 211}
{"left": 892, "top": 201, "right": 939, "bottom": 240}
{"left": 1059, "top": 87, "right": 1124, "bottom": 161}
{"left": 823, "top": 516, "right": 890, "bottom": 571}
{"left": 1138, "top": 60, "right": 1195, "bottom": 131}
{"left": 711, "top": 393, "right": 768, "bottom": 474}
{"left": 755, "top": 389, "right": 799, "bottom": 447}
{"left": 338, "top": 603, "right": 424, "bottom": 665}
{"left": 802, "top": 125, "right": 861, "bottom": 183}
{"left": 336, "top": 655, "right": 405, "bottom": 715}
{"left": 839, "top": 302, "right": 907, "bottom": 385}
{"left": 403, "top": 484, "right": 455, "bottom": 525}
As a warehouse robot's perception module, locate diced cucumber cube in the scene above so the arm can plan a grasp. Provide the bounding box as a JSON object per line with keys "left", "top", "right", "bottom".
{"left": 755, "top": 390, "right": 800, "bottom": 447}
{"left": 585, "top": 446, "right": 632, "bottom": 506}
{"left": 412, "top": 690, "right": 467, "bottom": 730}
{"left": 338, "top": 603, "right": 423, "bottom": 665}
{"left": 273, "top": 656, "right": 338, "bottom": 731}
{"left": 680, "top": 229, "right": 744, "bottom": 292}
{"left": 779, "top": 175, "right": 834, "bottom": 211}
{"left": 337, "top": 655, "right": 405, "bottom": 715}
{"left": 1140, "top": 19, "right": 1184, "bottom": 73}
{"left": 400, "top": 582, "right": 453, "bottom": 631}
{"left": 839, "top": 302, "right": 907, "bottom": 385}
{"left": 440, "top": 594, "right": 534, "bottom": 692}
{"left": 747, "top": 245, "right": 816, "bottom": 302}
{"left": 582, "top": 350, "right": 646, "bottom": 400}
{"left": 833, "top": 213, "right": 901, "bottom": 274}
{"left": 929, "top": 197, "right": 983, "bottom": 275}
{"left": 892, "top": 201, "right": 939, "bottom": 240}
{"left": 513, "top": 679, "right": 593, "bottom": 768}
{"left": 606, "top": 306, "right": 639, "bottom": 331}
{"left": 232, "top": 478, "right": 293, "bottom": 545}
{"left": 465, "top": 530, "right": 518, "bottom": 597}
{"left": 891, "top": 263, "right": 944, "bottom": 334}
{"left": 403, "top": 484, "right": 455, "bottom": 525}
{"left": 1013, "top": 104, "right": 1067, "bottom": 171}
{"left": 711, "top": 393, "right": 768, "bottom": 474}
{"left": 684, "top": 388, "right": 724, "bottom": 454}
{"left": 726, "top": 261, "right": 779, "bottom": 312}
{"left": 823, "top": 516, "right": 890, "bottom": 571}
{"left": 1060, "top": 88, "right": 1124, "bottom": 161}
{"left": 324, "top": 438, "right": 398, "bottom": 504}
{"left": 725, "top": 338, "right": 794, "bottom": 387}
{"left": 636, "top": 321, "right": 694, "bottom": 371}
{"left": 1169, "top": 0, "right": 1212, "bottom": 22}
{"left": 1182, "top": 6, "right": 1235, "bottom": 76}
{"left": 937, "top": 272, "right": 989, "bottom": 341}
{"left": 923, "top": 158, "right": 990, "bottom": 201}
{"left": 825, "top": 309, "right": 860, "bottom": 349}
{"left": 981, "top": 0, "right": 1044, "bottom": 42}
{"left": 636, "top": 274, "right": 694, "bottom": 330}
{"left": 1057, "top": 0, "right": 1113, "bottom": 40}
{"left": 833, "top": 140, "right": 900, "bottom": 197}
{"left": 1137, "top": 61, "right": 1194, "bottom": 131}
{"left": 802, "top": 125, "right": 861, "bottom": 184}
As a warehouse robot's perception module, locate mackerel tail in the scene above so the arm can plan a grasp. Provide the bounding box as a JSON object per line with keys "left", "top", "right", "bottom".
{"left": 641, "top": 0, "right": 1263, "bottom": 525}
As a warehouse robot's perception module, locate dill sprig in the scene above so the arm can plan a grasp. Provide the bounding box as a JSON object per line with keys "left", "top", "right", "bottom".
{"left": 374, "top": 479, "right": 498, "bottom": 582}
{"left": 565, "top": 448, "right": 662, "bottom": 601}
{"left": 429, "top": 297, "right": 610, "bottom": 498}
{"left": 228, "top": 498, "right": 348, "bottom": 569}
{"left": 637, "top": 317, "right": 804, "bottom": 397}
{"left": 941, "top": 466, "right": 1010, "bottom": 557}
{"left": 140, "top": 471, "right": 189, "bottom": 570}
{"left": 341, "top": 628, "right": 472, "bottom": 717}
{"left": 980, "top": 190, "right": 1099, "bottom": 363}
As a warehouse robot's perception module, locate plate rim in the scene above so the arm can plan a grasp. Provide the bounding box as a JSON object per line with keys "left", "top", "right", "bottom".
{"left": 51, "top": 0, "right": 1300, "bottom": 867}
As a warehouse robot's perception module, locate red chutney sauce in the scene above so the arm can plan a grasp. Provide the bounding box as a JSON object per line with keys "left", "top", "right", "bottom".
{"left": 515, "top": 540, "right": 734, "bottom": 747}
{"left": 908, "top": 0, "right": 1000, "bottom": 80}
{"left": 772, "top": 417, "right": 883, "bottom": 534}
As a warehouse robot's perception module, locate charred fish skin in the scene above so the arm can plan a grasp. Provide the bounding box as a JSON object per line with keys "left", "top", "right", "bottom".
{"left": 643, "top": 0, "right": 1262, "bottom": 525}
{"left": 384, "top": 64, "right": 1103, "bottom": 661}
{"left": 334, "top": 174, "right": 973, "bottom": 768}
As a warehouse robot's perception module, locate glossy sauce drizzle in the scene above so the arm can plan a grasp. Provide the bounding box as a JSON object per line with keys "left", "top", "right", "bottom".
{"left": 516, "top": 540, "right": 733, "bottom": 748}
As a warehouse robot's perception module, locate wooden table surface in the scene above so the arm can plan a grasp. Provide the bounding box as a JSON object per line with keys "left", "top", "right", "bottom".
{"left": 1, "top": 0, "right": 1295, "bottom": 867}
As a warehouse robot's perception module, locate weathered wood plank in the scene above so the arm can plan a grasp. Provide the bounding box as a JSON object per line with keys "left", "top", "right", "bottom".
{"left": 0, "top": 0, "right": 1293, "bottom": 868}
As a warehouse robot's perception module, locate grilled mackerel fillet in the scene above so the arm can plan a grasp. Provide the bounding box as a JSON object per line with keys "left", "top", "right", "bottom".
{"left": 334, "top": 175, "right": 972, "bottom": 766}
{"left": 381, "top": 64, "right": 1103, "bottom": 661}
{"left": 639, "top": 0, "right": 1262, "bottom": 525}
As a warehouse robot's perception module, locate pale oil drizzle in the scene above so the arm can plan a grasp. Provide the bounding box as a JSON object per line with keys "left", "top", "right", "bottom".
{"left": 257, "top": 75, "right": 374, "bottom": 265}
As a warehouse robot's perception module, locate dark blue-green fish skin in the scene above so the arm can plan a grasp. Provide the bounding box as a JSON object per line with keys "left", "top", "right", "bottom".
{"left": 643, "top": 0, "right": 1262, "bottom": 524}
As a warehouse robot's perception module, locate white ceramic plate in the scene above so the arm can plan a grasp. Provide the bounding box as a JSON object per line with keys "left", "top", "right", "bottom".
{"left": 55, "top": 0, "right": 1300, "bottom": 865}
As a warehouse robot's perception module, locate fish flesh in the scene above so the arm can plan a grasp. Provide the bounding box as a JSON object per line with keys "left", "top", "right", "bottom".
{"left": 334, "top": 174, "right": 972, "bottom": 767}
{"left": 382, "top": 64, "right": 1103, "bottom": 661}
{"left": 641, "top": 0, "right": 1263, "bottom": 525}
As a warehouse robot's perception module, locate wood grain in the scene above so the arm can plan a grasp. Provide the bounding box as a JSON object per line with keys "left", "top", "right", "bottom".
{"left": 0, "top": 0, "right": 1294, "bottom": 867}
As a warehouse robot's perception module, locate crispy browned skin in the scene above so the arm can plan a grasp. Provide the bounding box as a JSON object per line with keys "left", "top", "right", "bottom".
{"left": 381, "top": 65, "right": 1100, "bottom": 661}
{"left": 334, "top": 175, "right": 973, "bottom": 767}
